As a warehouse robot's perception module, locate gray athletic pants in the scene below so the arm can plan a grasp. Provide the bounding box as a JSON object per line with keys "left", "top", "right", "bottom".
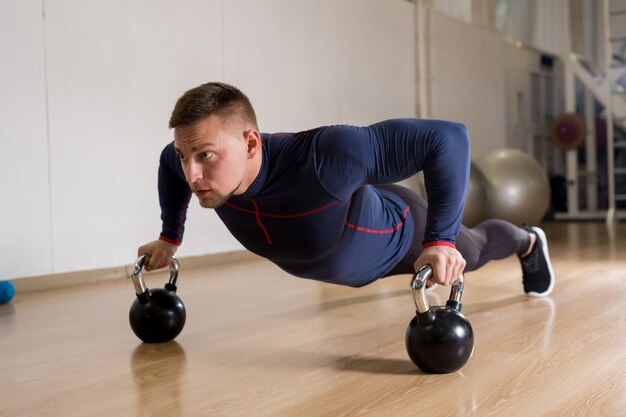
{"left": 382, "top": 184, "right": 531, "bottom": 277}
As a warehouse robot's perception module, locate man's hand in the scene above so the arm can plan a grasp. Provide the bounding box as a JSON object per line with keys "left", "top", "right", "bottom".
{"left": 414, "top": 245, "right": 466, "bottom": 286}
{"left": 137, "top": 240, "right": 179, "bottom": 271}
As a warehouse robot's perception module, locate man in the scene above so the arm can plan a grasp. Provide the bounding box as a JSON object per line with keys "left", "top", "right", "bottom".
{"left": 138, "top": 82, "right": 554, "bottom": 295}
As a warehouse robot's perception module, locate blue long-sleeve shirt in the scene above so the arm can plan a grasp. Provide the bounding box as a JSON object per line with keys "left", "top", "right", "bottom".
{"left": 157, "top": 118, "right": 470, "bottom": 286}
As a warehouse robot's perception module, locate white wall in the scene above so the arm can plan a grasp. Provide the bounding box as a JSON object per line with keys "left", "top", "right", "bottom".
{"left": 45, "top": 0, "right": 227, "bottom": 274}
{"left": 1, "top": 0, "right": 416, "bottom": 279}
{"left": 429, "top": 10, "right": 507, "bottom": 158}
{"left": 0, "top": 0, "right": 52, "bottom": 277}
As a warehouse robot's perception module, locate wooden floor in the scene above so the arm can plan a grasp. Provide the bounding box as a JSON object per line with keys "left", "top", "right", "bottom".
{"left": 1, "top": 222, "right": 625, "bottom": 417}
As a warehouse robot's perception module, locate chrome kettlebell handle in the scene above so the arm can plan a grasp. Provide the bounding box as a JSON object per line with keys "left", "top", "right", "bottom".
{"left": 411, "top": 265, "right": 464, "bottom": 313}
{"left": 131, "top": 255, "right": 180, "bottom": 295}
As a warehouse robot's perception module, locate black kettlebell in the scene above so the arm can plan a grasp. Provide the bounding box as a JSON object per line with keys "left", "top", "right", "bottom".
{"left": 129, "top": 255, "right": 186, "bottom": 343}
{"left": 405, "top": 265, "right": 474, "bottom": 373}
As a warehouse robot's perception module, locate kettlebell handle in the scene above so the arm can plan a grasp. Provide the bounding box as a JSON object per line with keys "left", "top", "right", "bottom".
{"left": 411, "top": 265, "right": 464, "bottom": 313}
{"left": 131, "top": 255, "right": 180, "bottom": 296}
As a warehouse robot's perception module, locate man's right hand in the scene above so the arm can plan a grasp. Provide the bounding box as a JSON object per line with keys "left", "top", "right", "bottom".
{"left": 137, "top": 239, "right": 179, "bottom": 271}
{"left": 413, "top": 245, "right": 466, "bottom": 287}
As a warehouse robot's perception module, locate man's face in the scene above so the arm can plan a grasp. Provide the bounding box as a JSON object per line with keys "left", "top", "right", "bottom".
{"left": 174, "top": 115, "right": 251, "bottom": 208}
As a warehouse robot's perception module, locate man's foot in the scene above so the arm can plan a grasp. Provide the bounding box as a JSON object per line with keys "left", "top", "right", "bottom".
{"left": 518, "top": 226, "right": 555, "bottom": 297}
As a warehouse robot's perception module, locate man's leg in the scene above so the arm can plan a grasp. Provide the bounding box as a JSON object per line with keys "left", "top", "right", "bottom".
{"left": 456, "top": 219, "right": 530, "bottom": 271}
{"left": 381, "top": 184, "right": 554, "bottom": 297}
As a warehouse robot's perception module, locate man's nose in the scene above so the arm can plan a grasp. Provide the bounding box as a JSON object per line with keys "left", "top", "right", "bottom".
{"left": 186, "top": 160, "right": 203, "bottom": 183}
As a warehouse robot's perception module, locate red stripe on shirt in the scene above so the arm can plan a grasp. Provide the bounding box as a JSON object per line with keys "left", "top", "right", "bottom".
{"left": 224, "top": 200, "right": 341, "bottom": 218}
{"left": 159, "top": 235, "right": 182, "bottom": 246}
{"left": 421, "top": 241, "right": 456, "bottom": 249}
{"left": 345, "top": 206, "right": 410, "bottom": 235}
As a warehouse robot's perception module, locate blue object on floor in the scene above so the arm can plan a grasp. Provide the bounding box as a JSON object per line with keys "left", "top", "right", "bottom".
{"left": 0, "top": 280, "right": 15, "bottom": 304}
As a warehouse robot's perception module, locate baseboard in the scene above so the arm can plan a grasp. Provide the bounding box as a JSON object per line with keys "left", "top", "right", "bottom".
{"left": 11, "top": 250, "right": 258, "bottom": 293}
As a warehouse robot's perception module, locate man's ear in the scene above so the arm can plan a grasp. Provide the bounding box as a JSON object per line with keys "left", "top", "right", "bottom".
{"left": 244, "top": 129, "right": 262, "bottom": 157}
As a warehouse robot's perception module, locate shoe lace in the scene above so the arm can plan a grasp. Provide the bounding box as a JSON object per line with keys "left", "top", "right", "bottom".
{"left": 522, "top": 250, "right": 540, "bottom": 274}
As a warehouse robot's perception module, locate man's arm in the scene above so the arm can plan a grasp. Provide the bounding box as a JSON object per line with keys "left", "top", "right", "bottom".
{"left": 137, "top": 142, "right": 192, "bottom": 271}
{"left": 315, "top": 119, "right": 470, "bottom": 285}
{"left": 315, "top": 118, "right": 470, "bottom": 245}
{"left": 158, "top": 142, "right": 192, "bottom": 245}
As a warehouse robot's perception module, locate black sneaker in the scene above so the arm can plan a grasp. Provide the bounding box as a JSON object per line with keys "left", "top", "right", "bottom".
{"left": 518, "top": 226, "right": 555, "bottom": 297}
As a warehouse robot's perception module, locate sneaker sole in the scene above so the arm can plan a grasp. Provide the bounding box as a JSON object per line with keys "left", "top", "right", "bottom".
{"left": 526, "top": 226, "right": 555, "bottom": 297}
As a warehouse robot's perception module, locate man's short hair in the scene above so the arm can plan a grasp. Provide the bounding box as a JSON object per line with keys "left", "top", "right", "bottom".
{"left": 169, "top": 82, "right": 258, "bottom": 130}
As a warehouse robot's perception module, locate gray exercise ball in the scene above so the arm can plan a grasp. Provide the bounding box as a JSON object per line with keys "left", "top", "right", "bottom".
{"left": 397, "top": 166, "right": 487, "bottom": 227}
{"left": 396, "top": 172, "right": 426, "bottom": 198}
{"left": 475, "top": 148, "right": 550, "bottom": 226}
{"left": 462, "top": 162, "right": 488, "bottom": 227}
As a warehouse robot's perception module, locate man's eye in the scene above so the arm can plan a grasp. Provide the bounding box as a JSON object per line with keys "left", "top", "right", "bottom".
{"left": 201, "top": 152, "right": 214, "bottom": 160}
{"left": 176, "top": 154, "right": 186, "bottom": 161}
